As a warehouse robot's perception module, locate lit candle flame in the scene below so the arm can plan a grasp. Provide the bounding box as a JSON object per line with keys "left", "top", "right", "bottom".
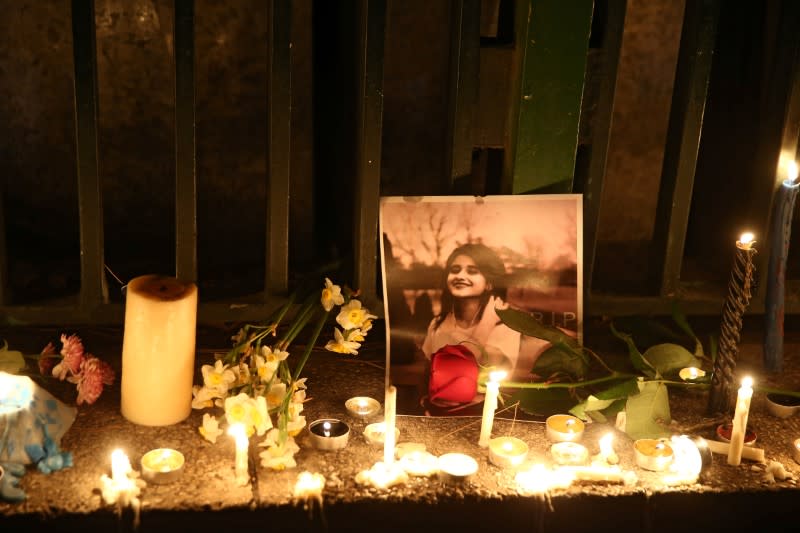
{"left": 323, "top": 421, "right": 332, "bottom": 438}
{"left": 489, "top": 370, "right": 507, "bottom": 383}
{"left": 789, "top": 160, "right": 799, "bottom": 183}
{"left": 111, "top": 449, "right": 131, "bottom": 482}
{"left": 739, "top": 233, "right": 754, "bottom": 246}
{"left": 741, "top": 376, "right": 753, "bottom": 389}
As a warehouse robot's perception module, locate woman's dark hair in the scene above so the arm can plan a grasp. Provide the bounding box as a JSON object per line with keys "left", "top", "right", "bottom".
{"left": 433, "top": 243, "right": 507, "bottom": 330}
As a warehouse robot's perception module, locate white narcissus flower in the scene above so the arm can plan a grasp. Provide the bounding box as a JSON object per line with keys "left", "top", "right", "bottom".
{"left": 336, "top": 299, "right": 377, "bottom": 330}
{"left": 191, "top": 385, "right": 220, "bottom": 409}
{"left": 254, "top": 353, "right": 279, "bottom": 383}
{"left": 201, "top": 360, "right": 236, "bottom": 394}
{"left": 261, "top": 345, "right": 290, "bottom": 363}
{"left": 259, "top": 429, "right": 300, "bottom": 470}
{"left": 320, "top": 278, "right": 345, "bottom": 311}
{"left": 199, "top": 413, "right": 224, "bottom": 443}
{"left": 266, "top": 382, "right": 288, "bottom": 409}
{"left": 251, "top": 395, "right": 273, "bottom": 436}
{"left": 325, "top": 328, "right": 361, "bottom": 355}
{"left": 224, "top": 392, "right": 273, "bottom": 437}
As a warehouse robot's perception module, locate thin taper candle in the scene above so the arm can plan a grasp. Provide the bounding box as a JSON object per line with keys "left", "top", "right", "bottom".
{"left": 479, "top": 371, "right": 506, "bottom": 447}
{"left": 383, "top": 385, "right": 397, "bottom": 465}
{"left": 727, "top": 376, "right": 753, "bottom": 466}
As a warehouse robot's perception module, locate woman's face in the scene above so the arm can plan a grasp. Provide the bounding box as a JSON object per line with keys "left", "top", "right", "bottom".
{"left": 446, "top": 254, "right": 488, "bottom": 298}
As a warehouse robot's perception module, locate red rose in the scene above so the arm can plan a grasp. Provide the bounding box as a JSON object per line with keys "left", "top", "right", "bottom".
{"left": 429, "top": 344, "right": 479, "bottom": 405}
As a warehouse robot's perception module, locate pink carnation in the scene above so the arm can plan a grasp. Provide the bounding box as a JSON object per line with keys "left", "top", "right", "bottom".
{"left": 60, "top": 334, "right": 85, "bottom": 374}
{"left": 38, "top": 341, "right": 57, "bottom": 376}
{"left": 71, "top": 356, "right": 115, "bottom": 405}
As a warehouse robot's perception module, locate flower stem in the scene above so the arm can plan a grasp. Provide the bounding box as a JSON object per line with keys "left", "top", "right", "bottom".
{"left": 754, "top": 385, "right": 800, "bottom": 398}
{"left": 277, "top": 291, "right": 319, "bottom": 350}
{"left": 291, "top": 308, "right": 330, "bottom": 380}
{"left": 501, "top": 372, "right": 638, "bottom": 390}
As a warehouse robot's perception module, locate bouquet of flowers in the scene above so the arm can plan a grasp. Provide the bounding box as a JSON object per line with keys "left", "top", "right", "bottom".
{"left": 191, "top": 278, "right": 376, "bottom": 470}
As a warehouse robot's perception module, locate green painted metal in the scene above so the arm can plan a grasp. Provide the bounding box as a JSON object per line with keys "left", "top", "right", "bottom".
{"left": 266, "top": 0, "right": 292, "bottom": 295}
{"left": 582, "top": 0, "right": 626, "bottom": 305}
{"left": 174, "top": 0, "right": 197, "bottom": 283}
{"left": 353, "top": 0, "right": 387, "bottom": 306}
{"left": 508, "top": 0, "right": 594, "bottom": 194}
{"left": 445, "top": 0, "right": 480, "bottom": 190}
{"left": 71, "top": 0, "right": 108, "bottom": 307}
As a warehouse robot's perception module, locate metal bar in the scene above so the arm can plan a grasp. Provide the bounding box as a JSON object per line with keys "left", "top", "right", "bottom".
{"left": 583, "top": 0, "right": 627, "bottom": 308}
{"left": 753, "top": 0, "right": 800, "bottom": 307}
{"left": 652, "top": 0, "right": 720, "bottom": 298}
{"left": 71, "top": 0, "right": 108, "bottom": 307}
{"left": 353, "top": 0, "right": 387, "bottom": 305}
{"left": 0, "top": 181, "right": 6, "bottom": 305}
{"left": 266, "top": 0, "right": 292, "bottom": 295}
{"left": 445, "top": 0, "right": 480, "bottom": 190}
{"left": 174, "top": 0, "right": 197, "bottom": 282}
{"left": 507, "top": 0, "right": 593, "bottom": 194}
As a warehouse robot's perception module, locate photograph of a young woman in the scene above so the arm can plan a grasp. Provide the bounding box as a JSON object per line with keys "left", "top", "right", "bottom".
{"left": 379, "top": 195, "right": 582, "bottom": 416}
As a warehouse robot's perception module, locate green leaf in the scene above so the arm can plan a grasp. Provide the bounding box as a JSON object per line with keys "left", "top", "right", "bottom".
{"left": 0, "top": 340, "right": 26, "bottom": 374}
{"left": 531, "top": 344, "right": 588, "bottom": 380}
{"left": 609, "top": 322, "right": 656, "bottom": 377}
{"left": 593, "top": 378, "right": 640, "bottom": 400}
{"left": 497, "top": 308, "right": 588, "bottom": 379}
{"left": 641, "top": 343, "right": 701, "bottom": 376}
{"left": 584, "top": 394, "right": 616, "bottom": 412}
{"left": 510, "top": 387, "right": 577, "bottom": 417}
{"left": 623, "top": 381, "right": 671, "bottom": 439}
{"left": 671, "top": 304, "right": 704, "bottom": 358}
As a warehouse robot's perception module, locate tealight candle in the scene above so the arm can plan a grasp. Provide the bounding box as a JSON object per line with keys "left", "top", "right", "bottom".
{"left": 345, "top": 396, "right": 381, "bottom": 419}
{"left": 363, "top": 422, "right": 400, "bottom": 448}
{"left": 792, "top": 438, "right": 800, "bottom": 464}
{"left": 399, "top": 450, "right": 439, "bottom": 477}
{"left": 228, "top": 424, "right": 249, "bottom": 486}
{"left": 140, "top": 448, "right": 184, "bottom": 484}
{"left": 728, "top": 376, "right": 754, "bottom": 466}
{"left": 479, "top": 371, "right": 506, "bottom": 447}
{"left": 437, "top": 453, "right": 478, "bottom": 484}
{"left": 550, "top": 442, "right": 589, "bottom": 466}
{"left": 634, "top": 439, "right": 674, "bottom": 471}
{"left": 308, "top": 419, "right": 350, "bottom": 451}
{"left": 488, "top": 436, "right": 529, "bottom": 469}
{"left": 679, "top": 367, "right": 706, "bottom": 381}
{"left": 662, "top": 435, "right": 702, "bottom": 486}
{"left": 545, "top": 414, "right": 585, "bottom": 442}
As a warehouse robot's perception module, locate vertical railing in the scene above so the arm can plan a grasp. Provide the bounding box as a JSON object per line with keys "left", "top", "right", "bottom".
{"left": 582, "top": 0, "right": 627, "bottom": 314}
{"left": 353, "top": 0, "right": 387, "bottom": 305}
{"left": 174, "top": 0, "right": 198, "bottom": 283}
{"left": 266, "top": 0, "right": 293, "bottom": 296}
{"left": 651, "top": 0, "right": 720, "bottom": 298}
{"left": 72, "top": 0, "right": 108, "bottom": 310}
{"left": 445, "top": 0, "right": 480, "bottom": 190}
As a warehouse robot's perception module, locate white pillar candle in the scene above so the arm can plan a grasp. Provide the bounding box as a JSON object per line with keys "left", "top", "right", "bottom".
{"left": 728, "top": 376, "right": 754, "bottom": 466}
{"left": 121, "top": 275, "right": 198, "bottom": 426}
{"left": 479, "top": 371, "right": 506, "bottom": 447}
{"left": 228, "top": 423, "right": 249, "bottom": 486}
{"left": 383, "top": 385, "right": 397, "bottom": 465}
